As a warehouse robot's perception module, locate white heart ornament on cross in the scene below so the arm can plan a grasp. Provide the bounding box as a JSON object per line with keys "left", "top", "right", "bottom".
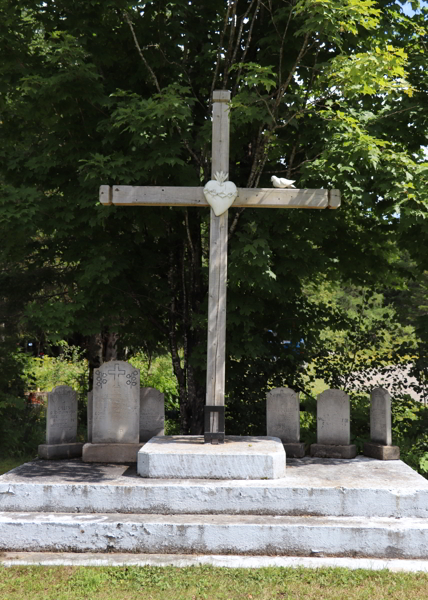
{"left": 203, "top": 172, "right": 238, "bottom": 216}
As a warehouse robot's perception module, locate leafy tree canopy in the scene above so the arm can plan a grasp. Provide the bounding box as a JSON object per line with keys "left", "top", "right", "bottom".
{"left": 0, "top": 0, "right": 427, "bottom": 432}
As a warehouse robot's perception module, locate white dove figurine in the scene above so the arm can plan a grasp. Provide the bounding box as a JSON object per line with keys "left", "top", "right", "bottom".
{"left": 271, "top": 175, "right": 296, "bottom": 188}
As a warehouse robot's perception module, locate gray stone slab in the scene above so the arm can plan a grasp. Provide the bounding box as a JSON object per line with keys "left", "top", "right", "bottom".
{"left": 46, "top": 386, "right": 78, "bottom": 445}
{"left": 92, "top": 361, "right": 140, "bottom": 444}
{"left": 317, "top": 389, "right": 350, "bottom": 445}
{"left": 140, "top": 388, "right": 165, "bottom": 442}
{"left": 1, "top": 512, "right": 428, "bottom": 558}
{"left": 82, "top": 443, "right": 144, "bottom": 463}
{"left": 370, "top": 387, "right": 392, "bottom": 446}
{"left": 310, "top": 443, "right": 357, "bottom": 459}
{"left": 1, "top": 456, "right": 428, "bottom": 518}
{"left": 283, "top": 442, "right": 305, "bottom": 458}
{"left": 364, "top": 442, "right": 400, "bottom": 460}
{"left": 138, "top": 436, "right": 286, "bottom": 479}
{"left": 38, "top": 443, "right": 83, "bottom": 460}
{"left": 266, "top": 387, "right": 300, "bottom": 443}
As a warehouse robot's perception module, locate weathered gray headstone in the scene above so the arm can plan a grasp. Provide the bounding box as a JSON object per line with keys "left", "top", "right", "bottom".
{"left": 46, "top": 385, "right": 78, "bottom": 444}
{"left": 266, "top": 387, "right": 305, "bottom": 457}
{"left": 317, "top": 389, "right": 350, "bottom": 445}
{"left": 92, "top": 361, "right": 140, "bottom": 444}
{"left": 267, "top": 387, "right": 300, "bottom": 442}
{"left": 370, "top": 387, "right": 392, "bottom": 445}
{"left": 140, "top": 387, "right": 165, "bottom": 442}
{"left": 87, "top": 390, "right": 93, "bottom": 443}
{"left": 363, "top": 387, "right": 400, "bottom": 460}
{"left": 38, "top": 385, "right": 83, "bottom": 459}
{"left": 310, "top": 389, "right": 356, "bottom": 459}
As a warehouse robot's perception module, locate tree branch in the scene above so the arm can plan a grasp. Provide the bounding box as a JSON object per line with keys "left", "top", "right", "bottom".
{"left": 210, "top": 2, "right": 233, "bottom": 98}
{"left": 123, "top": 11, "right": 161, "bottom": 94}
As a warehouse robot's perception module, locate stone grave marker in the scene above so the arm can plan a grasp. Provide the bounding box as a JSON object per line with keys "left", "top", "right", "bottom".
{"left": 364, "top": 387, "right": 400, "bottom": 460}
{"left": 38, "top": 385, "right": 83, "bottom": 459}
{"left": 140, "top": 387, "right": 165, "bottom": 442}
{"left": 92, "top": 361, "right": 140, "bottom": 443}
{"left": 310, "top": 389, "right": 356, "bottom": 459}
{"left": 266, "top": 387, "right": 305, "bottom": 457}
{"left": 87, "top": 390, "right": 93, "bottom": 443}
{"left": 82, "top": 360, "right": 143, "bottom": 463}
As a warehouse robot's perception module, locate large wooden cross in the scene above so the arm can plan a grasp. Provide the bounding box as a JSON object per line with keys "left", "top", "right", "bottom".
{"left": 100, "top": 90, "right": 340, "bottom": 443}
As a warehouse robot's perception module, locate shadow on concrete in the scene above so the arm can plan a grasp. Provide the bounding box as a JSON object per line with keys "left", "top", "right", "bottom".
{"left": 287, "top": 456, "right": 369, "bottom": 468}
{"left": 2, "top": 459, "right": 135, "bottom": 483}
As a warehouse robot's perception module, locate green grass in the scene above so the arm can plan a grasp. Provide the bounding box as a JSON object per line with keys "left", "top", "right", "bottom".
{"left": 0, "top": 565, "right": 428, "bottom": 599}
{"left": 0, "top": 455, "right": 36, "bottom": 476}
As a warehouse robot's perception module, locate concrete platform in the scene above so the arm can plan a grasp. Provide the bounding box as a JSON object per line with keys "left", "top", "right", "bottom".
{"left": 1, "top": 456, "right": 427, "bottom": 518}
{"left": 137, "top": 436, "right": 286, "bottom": 479}
{"left": 2, "top": 456, "right": 428, "bottom": 558}
{"left": 1, "top": 511, "right": 428, "bottom": 558}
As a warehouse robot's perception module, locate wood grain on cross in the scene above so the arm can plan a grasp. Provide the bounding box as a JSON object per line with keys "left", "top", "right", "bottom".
{"left": 99, "top": 90, "right": 340, "bottom": 443}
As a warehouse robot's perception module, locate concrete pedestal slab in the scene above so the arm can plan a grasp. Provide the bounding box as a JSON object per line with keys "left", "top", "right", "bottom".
{"left": 364, "top": 442, "right": 400, "bottom": 460}
{"left": 283, "top": 442, "right": 305, "bottom": 458}
{"left": 137, "top": 436, "right": 286, "bottom": 479}
{"left": 38, "top": 443, "right": 83, "bottom": 460}
{"left": 310, "top": 443, "right": 357, "bottom": 459}
{"left": 83, "top": 443, "right": 144, "bottom": 463}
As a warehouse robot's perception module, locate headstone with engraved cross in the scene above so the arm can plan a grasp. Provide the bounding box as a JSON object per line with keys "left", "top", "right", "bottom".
{"left": 100, "top": 91, "right": 340, "bottom": 444}
{"left": 92, "top": 360, "right": 140, "bottom": 444}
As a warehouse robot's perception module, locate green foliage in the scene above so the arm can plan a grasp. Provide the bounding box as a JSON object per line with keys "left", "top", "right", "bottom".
{"left": 0, "top": 341, "right": 45, "bottom": 458}
{"left": 25, "top": 342, "right": 88, "bottom": 395}
{"left": 321, "top": 46, "right": 414, "bottom": 98}
{"left": 294, "top": 0, "right": 381, "bottom": 40}
{"left": 129, "top": 352, "right": 178, "bottom": 408}
{"left": 129, "top": 351, "right": 180, "bottom": 434}
{"left": 1, "top": 0, "right": 427, "bottom": 437}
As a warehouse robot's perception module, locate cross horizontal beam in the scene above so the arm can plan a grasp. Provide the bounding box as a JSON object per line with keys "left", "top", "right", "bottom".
{"left": 100, "top": 185, "right": 341, "bottom": 210}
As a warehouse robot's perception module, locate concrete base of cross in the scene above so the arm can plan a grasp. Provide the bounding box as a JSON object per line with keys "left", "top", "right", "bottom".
{"left": 137, "top": 435, "right": 286, "bottom": 479}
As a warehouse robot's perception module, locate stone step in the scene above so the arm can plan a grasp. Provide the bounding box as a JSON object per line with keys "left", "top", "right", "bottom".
{"left": 1, "top": 511, "right": 428, "bottom": 559}
{"left": 1, "top": 457, "right": 427, "bottom": 518}
{"left": 3, "top": 552, "right": 428, "bottom": 572}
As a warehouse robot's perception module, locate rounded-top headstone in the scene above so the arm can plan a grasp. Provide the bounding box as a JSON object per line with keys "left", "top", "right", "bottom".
{"left": 266, "top": 387, "right": 300, "bottom": 443}
{"left": 317, "top": 389, "right": 350, "bottom": 445}
{"left": 46, "top": 385, "right": 78, "bottom": 445}
{"left": 140, "top": 387, "right": 165, "bottom": 442}
{"left": 92, "top": 361, "right": 140, "bottom": 444}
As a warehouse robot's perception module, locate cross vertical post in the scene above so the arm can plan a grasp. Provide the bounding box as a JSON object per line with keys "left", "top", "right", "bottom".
{"left": 204, "top": 90, "right": 230, "bottom": 444}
